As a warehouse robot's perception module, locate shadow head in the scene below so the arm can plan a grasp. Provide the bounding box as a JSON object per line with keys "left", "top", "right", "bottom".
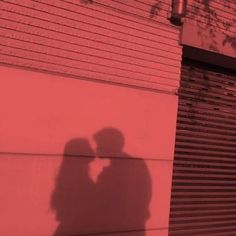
{"left": 93, "top": 127, "right": 125, "bottom": 156}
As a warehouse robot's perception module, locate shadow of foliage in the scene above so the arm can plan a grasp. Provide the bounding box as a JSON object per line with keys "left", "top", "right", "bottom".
{"left": 188, "top": 0, "right": 236, "bottom": 52}
{"left": 80, "top": 0, "right": 93, "bottom": 4}
{"left": 149, "top": 1, "right": 163, "bottom": 18}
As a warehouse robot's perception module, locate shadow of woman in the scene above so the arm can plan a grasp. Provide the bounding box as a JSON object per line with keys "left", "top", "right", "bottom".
{"left": 51, "top": 138, "right": 96, "bottom": 235}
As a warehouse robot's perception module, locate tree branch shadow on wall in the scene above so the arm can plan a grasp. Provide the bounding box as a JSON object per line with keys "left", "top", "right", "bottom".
{"left": 80, "top": 0, "right": 94, "bottom": 4}
{"left": 149, "top": 1, "right": 163, "bottom": 19}
{"left": 179, "top": 63, "right": 211, "bottom": 124}
{"left": 51, "top": 127, "right": 152, "bottom": 236}
{"left": 188, "top": 0, "right": 236, "bottom": 53}
{"left": 81, "top": 0, "right": 164, "bottom": 21}
{"left": 79, "top": 0, "right": 235, "bottom": 53}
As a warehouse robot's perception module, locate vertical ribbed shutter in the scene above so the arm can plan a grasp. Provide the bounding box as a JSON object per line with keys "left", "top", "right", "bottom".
{"left": 169, "top": 58, "right": 236, "bottom": 235}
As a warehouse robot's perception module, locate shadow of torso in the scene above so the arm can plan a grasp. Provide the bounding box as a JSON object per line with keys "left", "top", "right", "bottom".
{"left": 95, "top": 153, "right": 151, "bottom": 236}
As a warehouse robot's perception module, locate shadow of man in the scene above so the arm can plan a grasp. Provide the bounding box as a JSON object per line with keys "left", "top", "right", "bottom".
{"left": 93, "top": 127, "right": 152, "bottom": 236}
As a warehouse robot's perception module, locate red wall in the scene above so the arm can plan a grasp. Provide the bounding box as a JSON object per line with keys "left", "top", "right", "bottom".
{"left": 0, "top": 66, "right": 178, "bottom": 235}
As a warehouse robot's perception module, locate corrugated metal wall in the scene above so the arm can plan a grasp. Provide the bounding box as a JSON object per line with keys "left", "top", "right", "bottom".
{"left": 169, "top": 59, "right": 236, "bottom": 235}
{"left": 169, "top": 1, "right": 236, "bottom": 235}
{"left": 0, "top": 0, "right": 181, "bottom": 92}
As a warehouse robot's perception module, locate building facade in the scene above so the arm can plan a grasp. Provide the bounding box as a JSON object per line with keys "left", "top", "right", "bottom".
{"left": 0, "top": 0, "right": 235, "bottom": 235}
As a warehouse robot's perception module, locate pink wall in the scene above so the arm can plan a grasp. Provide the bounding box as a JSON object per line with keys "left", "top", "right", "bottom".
{"left": 0, "top": 66, "right": 178, "bottom": 235}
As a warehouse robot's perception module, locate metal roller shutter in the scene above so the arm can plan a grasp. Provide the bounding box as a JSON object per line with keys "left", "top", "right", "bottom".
{"left": 169, "top": 58, "right": 236, "bottom": 236}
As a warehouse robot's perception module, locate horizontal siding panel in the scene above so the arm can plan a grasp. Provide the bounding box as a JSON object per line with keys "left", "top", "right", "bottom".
{"left": 0, "top": 26, "right": 179, "bottom": 71}
{"left": 0, "top": 2, "right": 178, "bottom": 49}
{"left": 76, "top": 0, "right": 177, "bottom": 35}
{"left": 11, "top": 0, "right": 179, "bottom": 41}
{"left": 0, "top": 0, "right": 181, "bottom": 92}
{"left": 0, "top": 35, "right": 179, "bottom": 80}
{"left": 89, "top": 0, "right": 169, "bottom": 22}
{"left": 0, "top": 30, "right": 179, "bottom": 75}
{"left": 0, "top": 53, "right": 177, "bottom": 94}
{"left": 0, "top": 4, "right": 181, "bottom": 58}
{"left": 0, "top": 53, "right": 176, "bottom": 92}
{"left": 65, "top": 0, "right": 173, "bottom": 28}
{"left": 0, "top": 44, "right": 179, "bottom": 89}
{"left": 0, "top": 19, "right": 180, "bottom": 68}
{"left": 0, "top": 26, "right": 177, "bottom": 68}
{"left": 0, "top": 26, "right": 180, "bottom": 70}
{"left": 96, "top": 0, "right": 170, "bottom": 15}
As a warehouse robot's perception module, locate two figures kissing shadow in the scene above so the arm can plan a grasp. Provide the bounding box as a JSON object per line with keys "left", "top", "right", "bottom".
{"left": 51, "top": 127, "right": 152, "bottom": 236}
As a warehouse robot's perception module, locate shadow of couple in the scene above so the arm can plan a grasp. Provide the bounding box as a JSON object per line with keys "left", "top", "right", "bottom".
{"left": 51, "top": 127, "right": 152, "bottom": 236}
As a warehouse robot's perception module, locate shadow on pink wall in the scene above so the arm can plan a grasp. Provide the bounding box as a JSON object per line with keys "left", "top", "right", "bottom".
{"left": 51, "top": 127, "right": 152, "bottom": 236}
